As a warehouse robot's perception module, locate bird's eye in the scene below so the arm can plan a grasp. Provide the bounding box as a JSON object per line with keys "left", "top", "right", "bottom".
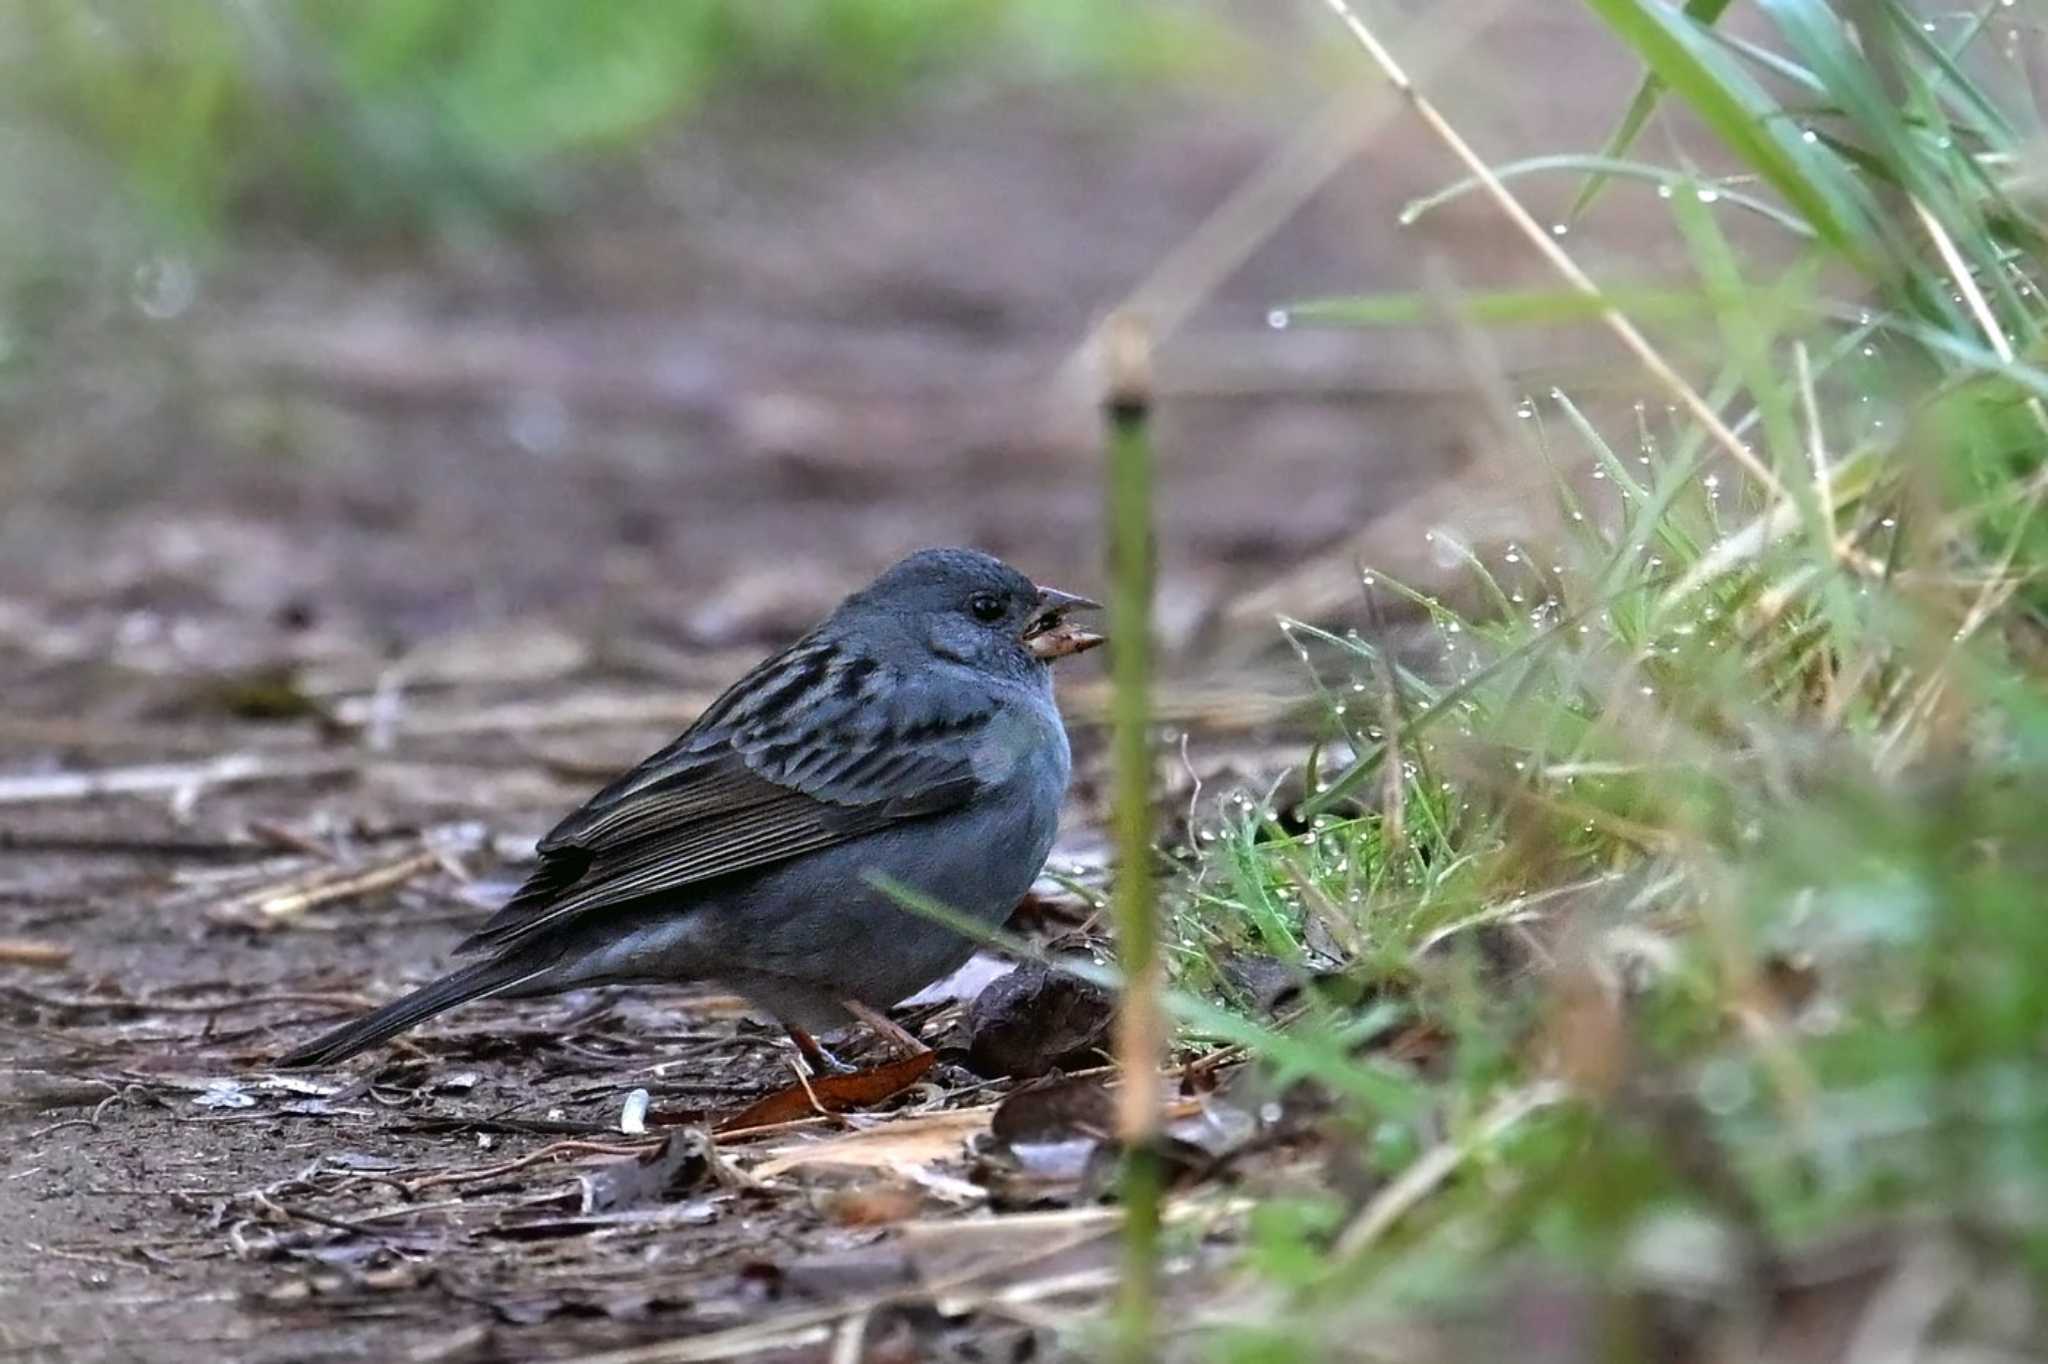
{"left": 968, "top": 592, "right": 1005, "bottom": 623}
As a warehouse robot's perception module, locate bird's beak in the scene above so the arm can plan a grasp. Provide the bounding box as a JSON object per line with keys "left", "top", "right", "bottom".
{"left": 1023, "top": 585, "right": 1104, "bottom": 661}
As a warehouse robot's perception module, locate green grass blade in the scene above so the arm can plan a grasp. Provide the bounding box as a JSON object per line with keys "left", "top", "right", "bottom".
{"left": 1404, "top": 154, "right": 1818, "bottom": 239}
{"left": 1580, "top": 0, "right": 1889, "bottom": 266}
{"left": 1568, "top": 0, "right": 1739, "bottom": 223}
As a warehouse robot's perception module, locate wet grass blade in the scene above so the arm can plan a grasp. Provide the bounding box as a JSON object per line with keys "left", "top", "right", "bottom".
{"left": 1567, "top": 0, "right": 1738, "bottom": 223}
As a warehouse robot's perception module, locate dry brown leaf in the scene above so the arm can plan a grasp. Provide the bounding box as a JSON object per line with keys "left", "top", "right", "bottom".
{"left": 715, "top": 1050, "right": 938, "bottom": 1132}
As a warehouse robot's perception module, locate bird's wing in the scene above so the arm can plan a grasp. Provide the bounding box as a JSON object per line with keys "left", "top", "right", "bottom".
{"left": 458, "top": 637, "right": 995, "bottom": 954}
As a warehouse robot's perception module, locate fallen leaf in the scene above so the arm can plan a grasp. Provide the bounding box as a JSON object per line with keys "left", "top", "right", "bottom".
{"left": 715, "top": 1050, "right": 937, "bottom": 1132}
{"left": 579, "top": 1132, "right": 710, "bottom": 1213}
{"left": 991, "top": 1076, "right": 1114, "bottom": 1144}
{"left": 965, "top": 961, "right": 1113, "bottom": 1079}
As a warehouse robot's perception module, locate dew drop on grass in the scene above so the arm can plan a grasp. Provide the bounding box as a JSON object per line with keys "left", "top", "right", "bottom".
{"left": 1696, "top": 187, "right": 1720, "bottom": 203}
{"left": 1550, "top": 222, "right": 1568, "bottom": 236}
{"left": 1800, "top": 128, "right": 1819, "bottom": 144}
{"left": 1266, "top": 309, "right": 1291, "bottom": 330}
{"left": 1656, "top": 183, "right": 1674, "bottom": 200}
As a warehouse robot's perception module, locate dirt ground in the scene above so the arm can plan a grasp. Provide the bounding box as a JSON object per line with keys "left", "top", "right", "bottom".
{"left": 1, "top": 11, "right": 1669, "bottom": 1360}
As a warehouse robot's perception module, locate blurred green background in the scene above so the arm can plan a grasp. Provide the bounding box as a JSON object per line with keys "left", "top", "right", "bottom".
{"left": 4, "top": 0, "right": 1208, "bottom": 245}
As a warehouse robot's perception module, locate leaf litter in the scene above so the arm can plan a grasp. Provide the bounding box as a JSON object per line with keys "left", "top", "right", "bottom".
{"left": 0, "top": 617, "right": 1316, "bottom": 1362}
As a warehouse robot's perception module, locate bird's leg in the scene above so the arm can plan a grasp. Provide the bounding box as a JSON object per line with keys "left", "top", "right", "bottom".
{"left": 787, "top": 1026, "right": 855, "bottom": 1076}
{"left": 842, "top": 999, "right": 930, "bottom": 1058}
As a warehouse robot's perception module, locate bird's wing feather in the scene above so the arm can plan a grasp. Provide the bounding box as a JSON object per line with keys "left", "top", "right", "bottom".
{"left": 458, "top": 637, "right": 995, "bottom": 954}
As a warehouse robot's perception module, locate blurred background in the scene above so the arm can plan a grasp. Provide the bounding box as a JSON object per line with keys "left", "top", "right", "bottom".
{"left": 0, "top": 0, "right": 1667, "bottom": 702}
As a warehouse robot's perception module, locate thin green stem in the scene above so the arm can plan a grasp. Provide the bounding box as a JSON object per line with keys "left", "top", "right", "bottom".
{"left": 1105, "top": 314, "right": 1161, "bottom": 1364}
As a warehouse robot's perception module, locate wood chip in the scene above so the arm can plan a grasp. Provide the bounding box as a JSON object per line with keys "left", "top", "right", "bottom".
{"left": 0, "top": 939, "right": 72, "bottom": 969}
{"left": 751, "top": 1108, "right": 994, "bottom": 1179}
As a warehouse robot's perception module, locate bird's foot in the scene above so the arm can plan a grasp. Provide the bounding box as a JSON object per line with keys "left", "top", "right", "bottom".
{"left": 841, "top": 999, "right": 930, "bottom": 1059}
{"left": 786, "top": 1027, "right": 857, "bottom": 1076}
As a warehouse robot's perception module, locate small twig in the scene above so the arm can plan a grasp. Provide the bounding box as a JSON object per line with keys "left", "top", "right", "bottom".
{"left": 28, "top": 1089, "right": 128, "bottom": 1141}
{"left": 828, "top": 1310, "right": 871, "bottom": 1364}
{"left": 251, "top": 1190, "right": 405, "bottom": 1245}
{"left": 788, "top": 1056, "right": 829, "bottom": 1117}
{"left": 402, "top": 1138, "right": 663, "bottom": 1193}
{"left": 0, "top": 753, "right": 356, "bottom": 805}
{"left": 209, "top": 848, "right": 444, "bottom": 928}
{"left": 0, "top": 939, "right": 72, "bottom": 969}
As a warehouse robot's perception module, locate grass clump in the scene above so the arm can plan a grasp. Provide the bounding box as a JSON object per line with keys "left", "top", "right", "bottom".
{"left": 1164, "top": 3, "right": 2048, "bottom": 1357}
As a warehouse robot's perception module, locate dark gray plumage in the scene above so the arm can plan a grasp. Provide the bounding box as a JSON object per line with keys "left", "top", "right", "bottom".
{"left": 279, "top": 548, "right": 1100, "bottom": 1069}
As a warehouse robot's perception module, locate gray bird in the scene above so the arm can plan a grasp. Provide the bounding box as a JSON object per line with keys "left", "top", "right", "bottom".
{"left": 279, "top": 548, "right": 1101, "bottom": 1071}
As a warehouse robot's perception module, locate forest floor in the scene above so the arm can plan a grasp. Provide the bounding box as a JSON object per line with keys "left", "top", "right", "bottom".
{"left": 0, "top": 12, "right": 1663, "bottom": 1359}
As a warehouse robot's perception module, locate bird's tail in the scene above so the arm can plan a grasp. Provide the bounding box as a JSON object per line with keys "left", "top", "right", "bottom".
{"left": 277, "top": 957, "right": 545, "bottom": 1068}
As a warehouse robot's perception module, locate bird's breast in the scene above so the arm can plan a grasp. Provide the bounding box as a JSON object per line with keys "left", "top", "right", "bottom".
{"left": 967, "top": 700, "right": 1071, "bottom": 795}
